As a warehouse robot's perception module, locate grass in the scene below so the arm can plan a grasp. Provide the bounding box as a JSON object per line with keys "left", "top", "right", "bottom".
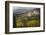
{"left": 14, "top": 15, "right": 40, "bottom": 28}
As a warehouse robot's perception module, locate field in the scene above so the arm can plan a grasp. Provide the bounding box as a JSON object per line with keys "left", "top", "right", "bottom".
{"left": 14, "top": 15, "right": 40, "bottom": 28}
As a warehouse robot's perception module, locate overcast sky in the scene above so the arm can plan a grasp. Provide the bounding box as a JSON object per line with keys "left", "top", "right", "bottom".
{"left": 13, "top": 7, "right": 35, "bottom": 16}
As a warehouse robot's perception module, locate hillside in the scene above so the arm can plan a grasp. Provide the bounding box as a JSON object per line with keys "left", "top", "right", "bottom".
{"left": 13, "top": 8, "right": 40, "bottom": 28}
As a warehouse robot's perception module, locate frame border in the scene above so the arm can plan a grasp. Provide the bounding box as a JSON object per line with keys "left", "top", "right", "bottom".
{"left": 5, "top": 1, "right": 45, "bottom": 34}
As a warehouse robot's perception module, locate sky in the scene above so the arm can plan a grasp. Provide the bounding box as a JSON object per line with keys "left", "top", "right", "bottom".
{"left": 13, "top": 7, "right": 35, "bottom": 16}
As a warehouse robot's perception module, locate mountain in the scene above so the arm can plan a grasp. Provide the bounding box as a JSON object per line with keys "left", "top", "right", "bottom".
{"left": 13, "top": 8, "right": 40, "bottom": 17}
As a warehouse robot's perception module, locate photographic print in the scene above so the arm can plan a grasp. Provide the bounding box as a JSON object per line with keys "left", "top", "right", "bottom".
{"left": 5, "top": 1, "right": 45, "bottom": 34}
{"left": 13, "top": 7, "right": 40, "bottom": 28}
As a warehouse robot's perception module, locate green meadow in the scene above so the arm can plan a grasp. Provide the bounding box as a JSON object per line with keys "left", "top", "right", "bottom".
{"left": 15, "top": 15, "right": 40, "bottom": 28}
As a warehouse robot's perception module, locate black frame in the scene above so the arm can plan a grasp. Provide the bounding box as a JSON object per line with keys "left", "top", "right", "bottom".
{"left": 5, "top": 1, "right": 45, "bottom": 34}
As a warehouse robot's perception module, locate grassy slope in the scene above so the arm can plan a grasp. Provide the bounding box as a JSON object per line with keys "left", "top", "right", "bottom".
{"left": 15, "top": 15, "right": 40, "bottom": 28}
